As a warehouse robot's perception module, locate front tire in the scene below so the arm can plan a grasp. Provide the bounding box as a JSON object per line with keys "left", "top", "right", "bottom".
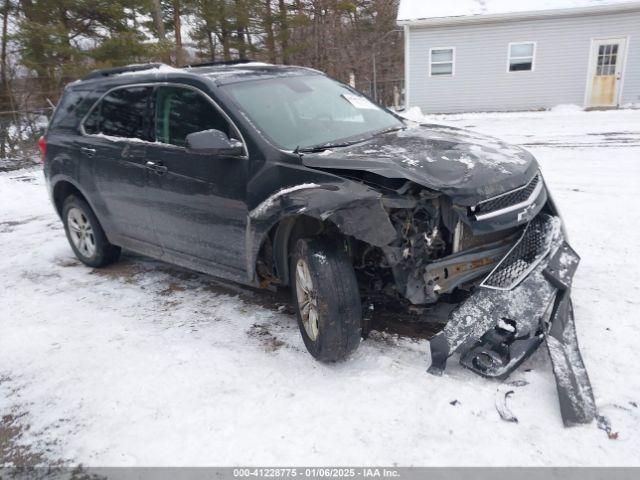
{"left": 290, "top": 237, "right": 362, "bottom": 362}
{"left": 62, "top": 195, "right": 121, "bottom": 268}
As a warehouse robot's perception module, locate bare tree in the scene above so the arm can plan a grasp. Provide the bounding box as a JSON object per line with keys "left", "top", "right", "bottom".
{"left": 173, "top": 0, "right": 183, "bottom": 64}
{"left": 152, "top": 0, "right": 166, "bottom": 40}
{"left": 263, "top": 0, "right": 277, "bottom": 63}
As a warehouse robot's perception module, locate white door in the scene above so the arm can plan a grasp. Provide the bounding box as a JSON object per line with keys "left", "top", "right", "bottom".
{"left": 587, "top": 38, "right": 627, "bottom": 107}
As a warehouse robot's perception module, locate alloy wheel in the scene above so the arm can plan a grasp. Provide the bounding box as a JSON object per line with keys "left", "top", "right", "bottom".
{"left": 67, "top": 207, "right": 97, "bottom": 258}
{"left": 295, "top": 258, "right": 319, "bottom": 341}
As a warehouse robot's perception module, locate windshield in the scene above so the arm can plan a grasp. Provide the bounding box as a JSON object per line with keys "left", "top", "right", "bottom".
{"left": 222, "top": 75, "right": 403, "bottom": 151}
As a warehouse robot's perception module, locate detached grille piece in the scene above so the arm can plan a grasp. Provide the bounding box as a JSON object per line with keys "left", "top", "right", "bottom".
{"left": 475, "top": 174, "right": 540, "bottom": 217}
{"left": 481, "top": 215, "right": 554, "bottom": 290}
{"left": 453, "top": 219, "right": 518, "bottom": 253}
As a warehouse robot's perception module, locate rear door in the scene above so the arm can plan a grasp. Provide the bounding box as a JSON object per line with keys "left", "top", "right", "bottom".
{"left": 81, "top": 86, "right": 161, "bottom": 255}
{"left": 144, "top": 85, "right": 250, "bottom": 279}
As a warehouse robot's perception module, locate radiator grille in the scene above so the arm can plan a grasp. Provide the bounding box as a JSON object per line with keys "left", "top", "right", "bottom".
{"left": 481, "top": 215, "right": 554, "bottom": 290}
{"left": 475, "top": 174, "right": 540, "bottom": 216}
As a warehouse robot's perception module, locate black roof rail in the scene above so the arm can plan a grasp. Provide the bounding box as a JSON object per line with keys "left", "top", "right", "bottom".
{"left": 182, "top": 59, "right": 260, "bottom": 69}
{"left": 81, "top": 63, "right": 170, "bottom": 81}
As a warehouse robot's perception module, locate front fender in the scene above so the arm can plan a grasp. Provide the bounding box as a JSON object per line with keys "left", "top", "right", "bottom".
{"left": 245, "top": 180, "right": 398, "bottom": 283}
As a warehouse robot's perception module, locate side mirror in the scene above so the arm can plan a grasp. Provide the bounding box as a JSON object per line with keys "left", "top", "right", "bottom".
{"left": 185, "top": 129, "right": 244, "bottom": 156}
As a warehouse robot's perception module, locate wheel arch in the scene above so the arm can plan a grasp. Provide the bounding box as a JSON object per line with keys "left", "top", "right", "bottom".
{"left": 50, "top": 178, "right": 112, "bottom": 243}
{"left": 270, "top": 214, "right": 339, "bottom": 286}
{"left": 52, "top": 179, "right": 89, "bottom": 217}
{"left": 245, "top": 181, "right": 399, "bottom": 287}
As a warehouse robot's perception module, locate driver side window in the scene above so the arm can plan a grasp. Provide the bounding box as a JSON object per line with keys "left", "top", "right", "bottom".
{"left": 155, "top": 86, "right": 234, "bottom": 147}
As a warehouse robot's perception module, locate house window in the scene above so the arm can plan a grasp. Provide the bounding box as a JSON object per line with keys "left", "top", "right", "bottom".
{"left": 430, "top": 48, "right": 455, "bottom": 76}
{"left": 596, "top": 44, "right": 618, "bottom": 76}
{"left": 508, "top": 42, "right": 536, "bottom": 72}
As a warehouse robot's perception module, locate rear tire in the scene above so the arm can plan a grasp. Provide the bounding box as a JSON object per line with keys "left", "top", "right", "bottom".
{"left": 290, "top": 237, "right": 362, "bottom": 362}
{"left": 62, "top": 195, "right": 121, "bottom": 268}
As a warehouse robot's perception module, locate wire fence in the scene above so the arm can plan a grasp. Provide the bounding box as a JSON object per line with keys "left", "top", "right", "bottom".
{"left": 0, "top": 108, "right": 52, "bottom": 172}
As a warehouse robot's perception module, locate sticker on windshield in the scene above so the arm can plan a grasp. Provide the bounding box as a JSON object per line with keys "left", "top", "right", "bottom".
{"left": 342, "top": 94, "right": 377, "bottom": 110}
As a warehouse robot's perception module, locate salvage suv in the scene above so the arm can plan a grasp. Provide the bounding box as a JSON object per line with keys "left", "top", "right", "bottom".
{"left": 42, "top": 61, "right": 594, "bottom": 425}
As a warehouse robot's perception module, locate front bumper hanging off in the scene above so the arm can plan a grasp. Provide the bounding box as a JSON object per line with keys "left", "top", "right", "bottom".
{"left": 427, "top": 214, "right": 596, "bottom": 426}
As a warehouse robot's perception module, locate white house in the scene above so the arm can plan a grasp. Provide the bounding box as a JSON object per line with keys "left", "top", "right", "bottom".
{"left": 398, "top": 0, "right": 640, "bottom": 113}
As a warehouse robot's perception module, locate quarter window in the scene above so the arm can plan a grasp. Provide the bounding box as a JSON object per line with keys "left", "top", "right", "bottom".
{"left": 50, "top": 90, "right": 87, "bottom": 131}
{"left": 83, "top": 87, "right": 153, "bottom": 140}
{"left": 430, "top": 48, "right": 454, "bottom": 76}
{"left": 155, "top": 86, "right": 232, "bottom": 147}
{"left": 509, "top": 42, "right": 535, "bottom": 72}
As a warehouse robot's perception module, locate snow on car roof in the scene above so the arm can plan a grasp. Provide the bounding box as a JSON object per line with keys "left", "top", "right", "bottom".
{"left": 187, "top": 63, "right": 322, "bottom": 85}
{"left": 397, "top": 0, "right": 640, "bottom": 22}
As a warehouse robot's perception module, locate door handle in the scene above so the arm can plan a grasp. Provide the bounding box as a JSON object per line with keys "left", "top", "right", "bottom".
{"left": 80, "top": 147, "right": 96, "bottom": 157}
{"left": 145, "top": 161, "right": 168, "bottom": 175}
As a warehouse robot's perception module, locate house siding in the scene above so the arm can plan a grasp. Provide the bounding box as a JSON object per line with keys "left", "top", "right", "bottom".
{"left": 406, "top": 11, "right": 640, "bottom": 113}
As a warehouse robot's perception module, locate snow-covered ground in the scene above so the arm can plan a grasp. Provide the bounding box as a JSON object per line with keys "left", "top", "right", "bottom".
{"left": 1, "top": 108, "right": 639, "bottom": 467}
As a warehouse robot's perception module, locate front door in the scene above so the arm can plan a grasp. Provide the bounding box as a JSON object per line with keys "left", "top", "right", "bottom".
{"left": 144, "top": 85, "right": 250, "bottom": 281}
{"left": 587, "top": 38, "right": 626, "bottom": 108}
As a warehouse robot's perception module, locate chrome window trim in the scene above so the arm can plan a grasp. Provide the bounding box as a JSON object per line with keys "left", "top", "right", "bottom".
{"left": 78, "top": 81, "right": 249, "bottom": 158}
{"left": 474, "top": 172, "right": 543, "bottom": 221}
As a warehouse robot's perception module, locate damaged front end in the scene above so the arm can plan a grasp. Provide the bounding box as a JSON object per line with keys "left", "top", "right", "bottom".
{"left": 348, "top": 171, "right": 595, "bottom": 427}
{"left": 286, "top": 125, "right": 595, "bottom": 426}
{"left": 427, "top": 214, "right": 595, "bottom": 426}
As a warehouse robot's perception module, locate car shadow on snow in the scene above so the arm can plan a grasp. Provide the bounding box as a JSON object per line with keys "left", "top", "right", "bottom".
{"left": 69, "top": 251, "right": 442, "bottom": 355}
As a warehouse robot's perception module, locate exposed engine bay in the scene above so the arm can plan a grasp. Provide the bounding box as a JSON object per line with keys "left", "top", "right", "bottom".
{"left": 351, "top": 179, "right": 523, "bottom": 309}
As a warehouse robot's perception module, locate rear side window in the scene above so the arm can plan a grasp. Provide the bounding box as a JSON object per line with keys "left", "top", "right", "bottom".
{"left": 155, "top": 86, "right": 232, "bottom": 147}
{"left": 83, "top": 87, "right": 153, "bottom": 141}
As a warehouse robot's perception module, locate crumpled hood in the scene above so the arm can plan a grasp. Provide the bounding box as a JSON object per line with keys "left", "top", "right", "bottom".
{"left": 301, "top": 124, "right": 540, "bottom": 205}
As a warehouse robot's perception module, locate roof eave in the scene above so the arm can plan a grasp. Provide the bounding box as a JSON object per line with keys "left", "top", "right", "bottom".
{"left": 397, "top": 2, "right": 640, "bottom": 27}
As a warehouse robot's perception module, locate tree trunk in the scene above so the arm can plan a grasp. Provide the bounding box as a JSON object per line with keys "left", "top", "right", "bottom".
{"left": 207, "top": 29, "right": 216, "bottom": 61}
{"left": 1, "top": 0, "right": 10, "bottom": 93}
{"left": 264, "top": 0, "right": 276, "bottom": 63}
{"left": 151, "top": 0, "right": 166, "bottom": 40}
{"left": 173, "top": 0, "right": 183, "bottom": 65}
{"left": 235, "top": 0, "right": 247, "bottom": 59}
{"left": 217, "top": 1, "right": 232, "bottom": 61}
{"left": 277, "top": 0, "right": 289, "bottom": 63}
{"left": 0, "top": 0, "right": 8, "bottom": 157}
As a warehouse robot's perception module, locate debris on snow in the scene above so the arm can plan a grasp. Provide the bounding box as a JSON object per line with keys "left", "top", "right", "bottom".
{"left": 507, "top": 380, "right": 529, "bottom": 388}
{"left": 496, "top": 388, "right": 519, "bottom": 423}
{"left": 597, "top": 415, "right": 619, "bottom": 440}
